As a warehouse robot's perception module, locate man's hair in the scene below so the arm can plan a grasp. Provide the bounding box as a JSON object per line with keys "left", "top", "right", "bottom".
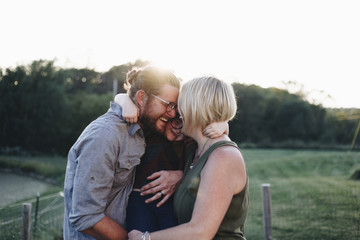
{"left": 124, "top": 65, "right": 181, "bottom": 100}
{"left": 178, "top": 76, "right": 237, "bottom": 131}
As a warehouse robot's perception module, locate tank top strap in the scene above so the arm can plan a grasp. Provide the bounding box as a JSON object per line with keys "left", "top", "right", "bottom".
{"left": 197, "top": 140, "right": 239, "bottom": 170}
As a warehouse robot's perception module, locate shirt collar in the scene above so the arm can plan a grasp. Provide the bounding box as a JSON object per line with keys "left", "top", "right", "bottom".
{"left": 109, "top": 102, "right": 143, "bottom": 137}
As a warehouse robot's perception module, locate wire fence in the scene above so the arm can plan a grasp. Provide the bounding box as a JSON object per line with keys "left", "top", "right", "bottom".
{"left": 0, "top": 192, "right": 64, "bottom": 240}
{"left": 0, "top": 186, "right": 359, "bottom": 240}
{"left": 245, "top": 185, "right": 360, "bottom": 240}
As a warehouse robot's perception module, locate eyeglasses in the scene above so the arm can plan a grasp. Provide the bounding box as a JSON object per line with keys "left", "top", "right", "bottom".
{"left": 170, "top": 116, "right": 183, "bottom": 130}
{"left": 150, "top": 93, "right": 177, "bottom": 112}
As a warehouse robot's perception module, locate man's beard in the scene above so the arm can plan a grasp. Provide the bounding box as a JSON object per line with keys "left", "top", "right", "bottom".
{"left": 139, "top": 115, "right": 157, "bottom": 134}
{"left": 139, "top": 108, "right": 165, "bottom": 135}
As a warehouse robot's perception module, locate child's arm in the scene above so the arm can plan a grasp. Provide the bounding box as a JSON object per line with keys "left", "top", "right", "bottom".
{"left": 202, "top": 122, "right": 229, "bottom": 138}
{"left": 114, "top": 93, "right": 139, "bottom": 123}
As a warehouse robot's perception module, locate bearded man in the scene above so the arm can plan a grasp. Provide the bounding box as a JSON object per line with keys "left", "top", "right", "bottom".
{"left": 63, "top": 66, "right": 181, "bottom": 240}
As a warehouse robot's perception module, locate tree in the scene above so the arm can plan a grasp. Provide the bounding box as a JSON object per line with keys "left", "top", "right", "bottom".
{"left": 0, "top": 60, "right": 68, "bottom": 153}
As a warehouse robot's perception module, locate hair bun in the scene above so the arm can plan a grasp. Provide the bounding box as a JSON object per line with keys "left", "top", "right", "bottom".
{"left": 126, "top": 68, "right": 140, "bottom": 85}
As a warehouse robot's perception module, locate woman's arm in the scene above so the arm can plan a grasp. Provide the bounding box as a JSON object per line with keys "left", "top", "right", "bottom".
{"left": 129, "top": 144, "right": 247, "bottom": 240}
{"left": 114, "top": 93, "right": 139, "bottom": 123}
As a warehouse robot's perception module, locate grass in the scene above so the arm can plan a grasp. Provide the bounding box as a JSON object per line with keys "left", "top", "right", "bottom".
{"left": 0, "top": 155, "right": 67, "bottom": 185}
{"left": 242, "top": 149, "right": 360, "bottom": 240}
{"left": 0, "top": 149, "right": 359, "bottom": 239}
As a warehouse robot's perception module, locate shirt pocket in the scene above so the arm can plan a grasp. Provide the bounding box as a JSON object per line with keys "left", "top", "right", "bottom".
{"left": 118, "top": 157, "right": 141, "bottom": 170}
{"left": 113, "top": 157, "right": 140, "bottom": 188}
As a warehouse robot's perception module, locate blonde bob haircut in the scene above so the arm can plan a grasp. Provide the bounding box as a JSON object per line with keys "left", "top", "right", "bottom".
{"left": 178, "top": 76, "right": 237, "bottom": 131}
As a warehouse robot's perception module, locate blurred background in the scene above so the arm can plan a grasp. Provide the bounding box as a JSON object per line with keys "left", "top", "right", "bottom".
{"left": 0, "top": 0, "right": 359, "bottom": 239}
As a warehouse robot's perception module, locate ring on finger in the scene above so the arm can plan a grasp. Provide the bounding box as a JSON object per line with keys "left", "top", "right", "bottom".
{"left": 160, "top": 191, "right": 165, "bottom": 197}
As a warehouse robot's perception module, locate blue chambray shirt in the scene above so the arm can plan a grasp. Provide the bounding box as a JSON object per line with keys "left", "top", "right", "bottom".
{"left": 63, "top": 102, "right": 145, "bottom": 239}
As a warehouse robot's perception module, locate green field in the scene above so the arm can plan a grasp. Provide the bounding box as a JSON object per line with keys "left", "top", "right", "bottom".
{"left": 0, "top": 149, "right": 359, "bottom": 240}
{"left": 0, "top": 155, "right": 67, "bottom": 185}
{"left": 242, "top": 149, "right": 360, "bottom": 240}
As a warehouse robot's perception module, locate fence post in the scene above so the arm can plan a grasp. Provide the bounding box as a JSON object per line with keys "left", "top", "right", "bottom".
{"left": 22, "top": 203, "right": 32, "bottom": 240}
{"left": 34, "top": 192, "right": 40, "bottom": 229}
{"left": 262, "top": 183, "right": 272, "bottom": 240}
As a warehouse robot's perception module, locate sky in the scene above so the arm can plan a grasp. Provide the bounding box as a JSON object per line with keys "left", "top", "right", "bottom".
{"left": 1, "top": 0, "right": 359, "bottom": 108}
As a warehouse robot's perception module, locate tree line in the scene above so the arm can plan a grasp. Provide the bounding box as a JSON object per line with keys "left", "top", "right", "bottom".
{"left": 0, "top": 60, "right": 359, "bottom": 155}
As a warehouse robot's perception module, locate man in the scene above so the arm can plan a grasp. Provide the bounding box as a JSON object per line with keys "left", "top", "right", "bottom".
{"left": 63, "top": 65, "right": 181, "bottom": 240}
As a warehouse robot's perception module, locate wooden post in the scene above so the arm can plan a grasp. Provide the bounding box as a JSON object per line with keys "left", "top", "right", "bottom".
{"left": 34, "top": 192, "right": 40, "bottom": 229}
{"left": 262, "top": 183, "right": 272, "bottom": 240}
{"left": 22, "top": 203, "right": 32, "bottom": 240}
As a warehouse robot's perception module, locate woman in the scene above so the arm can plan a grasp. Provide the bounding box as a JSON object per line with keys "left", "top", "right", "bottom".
{"left": 115, "top": 93, "right": 228, "bottom": 233}
{"left": 129, "top": 76, "right": 249, "bottom": 240}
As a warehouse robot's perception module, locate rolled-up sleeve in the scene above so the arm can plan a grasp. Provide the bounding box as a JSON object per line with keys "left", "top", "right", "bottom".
{"left": 69, "top": 127, "right": 119, "bottom": 231}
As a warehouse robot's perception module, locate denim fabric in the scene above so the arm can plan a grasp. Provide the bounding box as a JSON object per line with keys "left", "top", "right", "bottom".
{"left": 63, "top": 102, "right": 146, "bottom": 239}
{"left": 126, "top": 191, "right": 178, "bottom": 232}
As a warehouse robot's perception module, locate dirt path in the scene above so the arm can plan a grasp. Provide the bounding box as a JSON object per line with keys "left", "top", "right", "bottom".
{"left": 0, "top": 172, "right": 52, "bottom": 208}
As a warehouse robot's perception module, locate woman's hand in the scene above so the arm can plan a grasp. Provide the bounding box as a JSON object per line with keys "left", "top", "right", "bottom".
{"left": 140, "top": 170, "right": 183, "bottom": 207}
{"left": 128, "top": 230, "right": 143, "bottom": 240}
{"left": 114, "top": 93, "right": 139, "bottom": 123}
{"left": 203, "top": 121, "right": 229, "bottom": 138}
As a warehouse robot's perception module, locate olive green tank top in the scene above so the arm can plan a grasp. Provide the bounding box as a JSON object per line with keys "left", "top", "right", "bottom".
{"left": 174, "top": 140, "right": 249, "bottom": 240}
